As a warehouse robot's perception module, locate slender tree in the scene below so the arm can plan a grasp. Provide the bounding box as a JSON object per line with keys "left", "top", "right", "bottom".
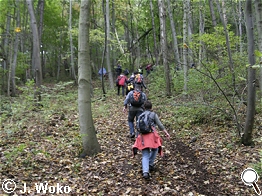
{"left": 10, "top": 0, "right": 21, "bottom": 97}
{"left": 105, "top": 0, "right": 114, "bottom": 88}
{"left": 1, "top": 11, "right": 11, "bottom": 95}
{"left": 149, "top": 0, "right": 159, "bottom": 66}
{"left": 215, "top": 0, "right": 236, "bottom": 95}
{"left": 26, "top": 0, "right": 42, "bottom": 92}
{"left": 182, "top": 0, "right": 189, "bottom": 95}
{"left": 242, "top": 0, "right": 256, "bottom": 146}
{"left": 167, "top": 0, "right": 180, "bottom": 69}
{"left": 254, "top": 0, "right": 262, "bottom": 100}
{"left": 69, "top": 0, "right": 77, "bottom": 82}
{"left": 78, "top": 0, "right": 101, "bottom": 157}
{"left": 158, "top": 0, "right": 171, "bottom": 96}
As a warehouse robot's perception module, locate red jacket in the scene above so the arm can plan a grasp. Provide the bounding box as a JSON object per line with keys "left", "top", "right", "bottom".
{"left": 132, "top": 130, "right": 163, "bottom": 157}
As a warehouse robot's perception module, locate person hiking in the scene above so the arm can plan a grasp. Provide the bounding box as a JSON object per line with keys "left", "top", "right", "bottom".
{"left": 124, "top": 68, "right": 129, "bottom": 76}
{"left": 98, "top": 67, "right": 107, "bottom": 80}
{"left": 132, "top": 101, "right": 170, "bottom": 180}
{"left": 145, "top": 64, "right": 153, "bottom": 77}
{"left": 138, "top": 66, "right": 143, "bottom": 75}
{"left": 115, "top": 63, "right": 122, "bottom": 76}
{"left": 123, "top": 84, "right": 147, "bottom": 138}
{"left": 126, "top": 72, "right": 135, "bottom": 95}
{"left": 134, "top": 71, "right": 147, "bottom": 91}
{"left": 116, "top": 73, "right": 127, "bottom": 96}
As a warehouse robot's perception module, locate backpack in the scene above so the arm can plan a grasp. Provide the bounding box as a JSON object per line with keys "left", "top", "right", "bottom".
{"left": 118, "top": 75, "right": 126, "bottom": 86}
{"left": 136, "top": 111, "right": 155, "bottom": 134}
{"left": 135, "top": 74, "right": 143, "bottom": 84}
{"left": 130, "top": 90, "right": 144, "bottom": 107}
{"left": 127, "top": 83, "right": 134, "bottom": 91}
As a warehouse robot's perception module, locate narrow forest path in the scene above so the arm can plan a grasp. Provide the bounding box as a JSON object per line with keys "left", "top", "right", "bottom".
{"left": 88, "top": 92, "right": 262, "bottom": 195}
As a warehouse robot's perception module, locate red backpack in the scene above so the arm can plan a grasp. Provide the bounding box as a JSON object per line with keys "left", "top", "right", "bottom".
{"left": 118, "top": 75, "right": 126, "bottom": 86}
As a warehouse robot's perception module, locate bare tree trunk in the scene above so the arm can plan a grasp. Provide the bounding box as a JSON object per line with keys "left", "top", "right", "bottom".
{"left": 2, "top": 11, "right": 11, "bottom": 95}
{"left": 255, "top": 0, "right": 262, "bottom": 101}
{"left": 78, "top": 0, "right": 101, "bottom": 157}
{"left": 208, "top": 0, "right": 217, "bottom": 27}
{"left": 183, "top": 0, "right": 188, "bottom": 95}
{"left": 26, "top": 0, "right": 42, "bottom": 94}
{"left": 69, "top": 0, "right": 77, "bottom": 82}
{"left": 158, "top": 0, "right": 171, "bottom": 96}
{"left": 149, "top": 0, "right": 159, "bottom": 66}
{"left": 242, "top": 0, "right": 256, "bottom": 146}
{"left": 187, "top": 0, "right": 193, "bottom": 67}
{"left": 11, "top": 0, "right": 21, "bottom": 97}
{"left": 37, "top": 0, "right": 45, "bottom": 78}
{"left": 238, "top": 1, "right": 244, "bottom": 54}
{"left": 215, "top": 0, "right": 236, "bottom": 95}
{"left": 26, "top": 0, "right": 42, "bottom": 102}
{"left": 198, "top": 0, "right": 205, "bottom": 66}
{"left": 105, "top": 0, "right": 114, "bottom": 88}
{"left": 167, "top": 0, "right": 180, "bottom": 69}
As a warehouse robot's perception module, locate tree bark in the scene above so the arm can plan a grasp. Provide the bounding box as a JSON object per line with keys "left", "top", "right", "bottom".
{"left": 149, "top": 0, "right": 159, "bottom": 66}
{"left": 167, "top": 0, "right": 180, "bottom": 69}
{"left": 254, "top": 0, "right": 262, "bottom": 100}
{"left": 69, "top": 0, "right": 77, "bottom": 82}
{"left": 158, "top": 0, "right": 171, "bottom": 96}
{"left": 105, "top": 0, "right": 114, "bottom": 88}
{"left": 2, "top": 11, "right": 11, "bottom": 95}
{"left": 208, "top": 0, "right": 217, "bottom": 27}
{"left": 198, "top": 0, "right": 205, "bottom": 66}
{"left": 215, "top": 0, "right": 236, "bottom": 96}
{"left": 10, "top": 0, "right": 21, "bottom": 97}
{"left": 78, "top": 0, "right": 101, "bottom": 157}
{"left": 26, "top": 0, "right": 42, "bottom": 91}
{"left": 242, "top": 0, "right": 256, "bottom": 146}
{"left": 183, "top": 0, "right": 189, "bottom": 95}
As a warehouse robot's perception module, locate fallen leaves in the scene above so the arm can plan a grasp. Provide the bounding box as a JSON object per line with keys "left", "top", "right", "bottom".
{"left": 0, "top": 86, "right": 261, "bottom": 196}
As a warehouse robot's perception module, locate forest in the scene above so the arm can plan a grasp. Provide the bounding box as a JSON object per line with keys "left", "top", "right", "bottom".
{"left": 0, "top": 0, "right": 262, "bottom": 195}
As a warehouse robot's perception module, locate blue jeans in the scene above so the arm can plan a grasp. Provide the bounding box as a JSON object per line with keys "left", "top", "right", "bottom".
{"left": 128, "top": 110, "right": 143, "bottom": 136}
{"left": 142, "top": 148, "right": 158, "bottom": 173}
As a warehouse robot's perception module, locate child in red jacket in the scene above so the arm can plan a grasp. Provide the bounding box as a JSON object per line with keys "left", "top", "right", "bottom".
{"left": 133, "top": 101, "right": 170, "bottom": 179}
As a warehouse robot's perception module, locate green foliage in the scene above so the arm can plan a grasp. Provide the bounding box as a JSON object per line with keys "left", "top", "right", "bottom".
{"left": 253, "top": 151, "right": 262, "bottom": 176}
{"left": 4, "top": 143, "right": 27, "bottom": 164}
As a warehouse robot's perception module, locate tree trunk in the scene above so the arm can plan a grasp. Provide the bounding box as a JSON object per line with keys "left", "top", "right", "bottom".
{"left": 78, "top": 0, "right": 101, "bottom": 157}
{"left": 208, "top": 0, "right": 217, "bottom": 27}
{"left": 167, "top": 0, "right": 180, "bottom": 69}
{"left": 198, "top": 0, "right": 205, "bottom": 66}
{"left": 2, "top": 10, "right": 11, "bottom": 95}
{"left": 187, "top": 0, "right": 193, "bottom": 67}
{"left": 37, "top": 0, "right": 45, "bottom": 78}
{"left": 183, "top": 0, "right": 188, "bottom": 95}
{"left": 26, "top": 0, "right": 42, "bottom": 96}
{"left": 255, "top": 0, "right": 262, "bottom": 101}
{"left": 238, "top": 1, "right": 244, "bottom": 54}
{"left": 158, "top": 0, "right": 171, "bottom": 96}
{"left": 69, "top": 0, "right": 77, "bottom": 82}
{"left": 105, "top": 0, "right": 114, "bottom": 88}
{"left": 149, "top": 0, "right": 159, "bottom": 66}
{"left": 242, "top": 0, "right": 256, "bottom": 146}
{"left": 11, "top": 0, "right": 21, "bottom": 97}
{"left": 215, "top": 0, "right": 236, "bottom": 96}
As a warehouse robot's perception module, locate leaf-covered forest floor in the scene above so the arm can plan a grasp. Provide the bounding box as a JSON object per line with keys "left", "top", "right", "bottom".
{"left": 1, "top": 81, "right": 262, "bottom": 196}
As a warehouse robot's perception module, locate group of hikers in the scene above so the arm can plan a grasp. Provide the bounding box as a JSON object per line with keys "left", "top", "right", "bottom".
{"left": 115, "top": 63, "right": 153, "bottom": 97}
{"left": 116, "top": 63, "right": 170, "bottom": 180}
{"left": 99, "top": 62, "right": 170, "bottom": 180}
